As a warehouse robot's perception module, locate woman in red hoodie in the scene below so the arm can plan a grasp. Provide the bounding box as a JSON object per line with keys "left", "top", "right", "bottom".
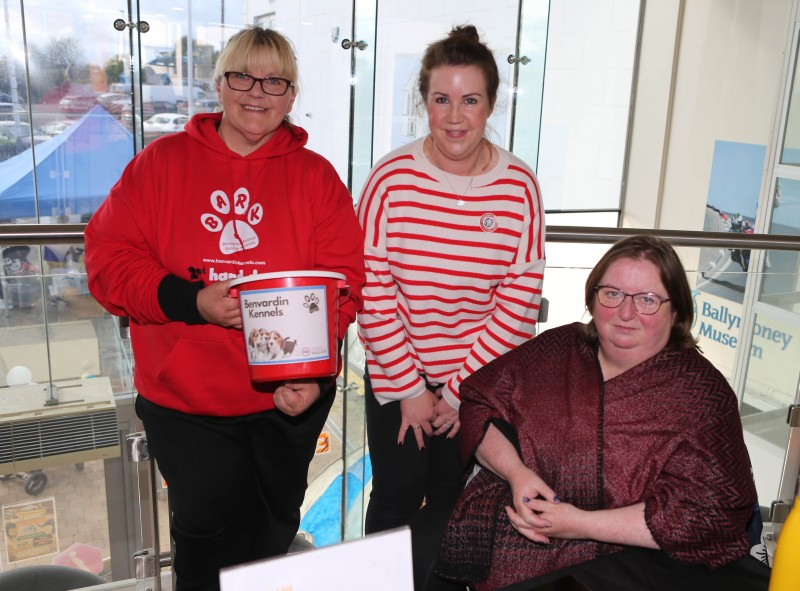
{"left": 85, "top": 26, "right": 364, "bottom": 591}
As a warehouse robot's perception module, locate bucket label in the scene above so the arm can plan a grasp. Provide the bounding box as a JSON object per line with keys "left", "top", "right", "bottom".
{"left": 241, "top": 284, "right": 330, "bottom": 365}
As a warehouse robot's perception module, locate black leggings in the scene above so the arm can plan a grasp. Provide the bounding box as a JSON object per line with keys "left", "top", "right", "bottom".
{"left": 364, "top": 372, "right": 466, "bottom": 591}
{"left": 135, "top": 388, "right": 334, "bottom": 591}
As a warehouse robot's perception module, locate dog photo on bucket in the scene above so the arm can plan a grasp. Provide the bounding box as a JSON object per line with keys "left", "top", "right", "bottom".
{"left": 248, "top": 328, "right": 297, "bottom": 362}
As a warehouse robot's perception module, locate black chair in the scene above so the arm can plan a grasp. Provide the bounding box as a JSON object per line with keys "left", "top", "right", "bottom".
{"left": 0, "top": 564, "right": 106, "bottom": 591}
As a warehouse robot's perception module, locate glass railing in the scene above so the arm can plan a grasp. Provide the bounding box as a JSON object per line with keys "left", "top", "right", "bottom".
{"left": 1, "top": 225, "right": 799, "bottom": 588}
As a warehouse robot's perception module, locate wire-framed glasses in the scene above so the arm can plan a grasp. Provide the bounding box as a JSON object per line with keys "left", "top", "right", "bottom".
{"left": 223, "top": 72, "right": 293, "bottom": 96}
{"left": 594, "top": 285, "right": 670, "bottom": 315}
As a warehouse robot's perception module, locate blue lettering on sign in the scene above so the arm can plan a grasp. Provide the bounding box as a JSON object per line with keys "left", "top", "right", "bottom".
{"left": 698, "top": 299, "right": 794, "bottom": 352}
{"left": 699, "top": 322, "right": 738, "bottom": 348}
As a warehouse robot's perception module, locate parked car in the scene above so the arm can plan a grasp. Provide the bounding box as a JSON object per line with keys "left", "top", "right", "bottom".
{"left": 98, "top": 92, "right": 129, "bottom": 115}
{"left": 192, "top": 98, "right": 219, "bottom": 113}
{"left": 0, "top": 102, "right": 27, "bottom": 118}
{"left": 0, "top": 121, "right": 49, "bottom": 147}
{"left": 0, "top": 120, "right": 32, "bottom": 139}
{"left": 119, "top": 100, "right": 177, "bottom": 123}
{"left": 59, "top": 94, "right": 98, "bottom": 114}
{"left": 142, "top": 113, "right": 189, "bottom": 134}
{"left": 177, "top": 89, "right": 209, "bottom": 114}
{"left": 37, "top": 120, "right": 74, "bottom": 136}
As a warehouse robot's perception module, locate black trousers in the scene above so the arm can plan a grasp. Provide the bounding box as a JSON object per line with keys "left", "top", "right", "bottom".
{"left": 498, "top": 547, "right": 771, "bottom": 591}
{"left": 364, "top": 372, "right": 466, "bottom": 591}
{"left": 135, "top": 388, "right": 334, "bottom": 591}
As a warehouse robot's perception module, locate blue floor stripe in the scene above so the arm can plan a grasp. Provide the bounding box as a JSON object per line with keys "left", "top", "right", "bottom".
{"left": 299, "top": 453, "right": 372, "bottom": 547}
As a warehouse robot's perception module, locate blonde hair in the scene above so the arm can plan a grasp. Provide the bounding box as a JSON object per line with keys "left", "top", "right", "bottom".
{"left": 213, "top": 26, "right": 299, "bottom": 93}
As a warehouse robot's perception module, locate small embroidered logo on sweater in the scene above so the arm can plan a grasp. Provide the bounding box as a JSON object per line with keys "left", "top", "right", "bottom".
{"left": 480, "top": 213, "right": 498, "bottom": 232}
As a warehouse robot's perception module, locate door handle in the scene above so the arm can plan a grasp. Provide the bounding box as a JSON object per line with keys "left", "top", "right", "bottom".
{"left": 341, "top": 39, "right": 368, "bottom": 50}
{"left": 507, "top": 54, "right": 531, "bottom": 65}
{"left": 113, "top": 18, "right": 150, "bottom": 33}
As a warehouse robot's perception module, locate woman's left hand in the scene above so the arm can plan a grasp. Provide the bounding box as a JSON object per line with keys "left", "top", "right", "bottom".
{"left": 274, "top": 379, "right": 321, "bottom": 416}
{"left": 432, "top": 395, "right": 459, "bottom": 438}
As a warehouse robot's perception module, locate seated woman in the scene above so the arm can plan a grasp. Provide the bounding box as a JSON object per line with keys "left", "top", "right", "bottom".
{"left": 434, "top": 235, "right": 764, "bottom": 591}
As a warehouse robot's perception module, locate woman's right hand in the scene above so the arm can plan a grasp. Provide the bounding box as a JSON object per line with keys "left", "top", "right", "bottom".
{"left": 197, "top": 279, "right": 242, "bottom": 329}
{"left": 505, "top": 466, "right": 559, "bottom": 543}
{"left": 398, "top": 389, "right": 438, "bottom": 449}
{"left": 474, "top": 424, "right": 560, "bottom": 542}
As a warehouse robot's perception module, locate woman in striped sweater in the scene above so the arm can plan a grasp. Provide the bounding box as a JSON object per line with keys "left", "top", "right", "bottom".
{"left": 356, "top": 24, "right": 546, "bottom": 590}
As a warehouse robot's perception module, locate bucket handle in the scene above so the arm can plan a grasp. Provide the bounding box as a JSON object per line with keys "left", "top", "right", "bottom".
{"left": 229, "top": 280, "right": 347, "bottom": 299}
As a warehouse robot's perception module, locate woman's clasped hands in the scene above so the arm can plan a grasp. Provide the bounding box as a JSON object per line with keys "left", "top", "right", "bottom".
{"left": 398, "top": 386, "right": 460, "bottom": 449}
{"left": 505, "top": 466, "right": 586, "bottom": 545}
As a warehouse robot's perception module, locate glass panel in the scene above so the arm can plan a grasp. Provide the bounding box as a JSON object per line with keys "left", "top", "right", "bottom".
{"left": 536, "top": 0, "right": 639, "bottom": 211}
{"left": 760, "top": 178, "right": 800, "bottom": 314}
{"left": 509, "top": 0, "right": 549, "bottom": 169}
{"left": 342, "top": 0, "right": 376, "bottom": 542}
{"left": 738, "top": 176, "right": 800, "bottom": 506}
{"left": 0, "top": 1, "right": 136, "bottom": 224}
{"left": 0, "top": 240, "right": 134, "bottom": 581}
{"left": 0, "top": 244, "right": 127, "bottom": 387}
{"left": 781, "top": 33, "right": 800, "bottom": 165}
{"left": 1, "top": 461, "right": 112, "bottom": 575}
{"left": 369, "top": 2, "right": 522, "bottom": 166}
{"left": 136, "top": 3, "right": 240, "bottom": 147}
{"left": 740, "top": 307, "right": 800, "bottom": 505}
{"left": 0, "top": 0, "right": 28, "bottom": 174}
{"left": 342, "top": 325, "right": 369, "bottom": 541}
{"left": 289, "top": 0, "right": 360, "bottom": 186}
{"left": 349, "top": 0, "right": 378, "bottom": 195}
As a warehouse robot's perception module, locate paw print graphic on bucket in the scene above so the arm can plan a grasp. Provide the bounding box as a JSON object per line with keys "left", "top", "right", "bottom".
{"left": 304, "top": 293, "right": 320, "bottom": 314}
{"left": 229, "top": 271, "right": 348, "bottom": 382}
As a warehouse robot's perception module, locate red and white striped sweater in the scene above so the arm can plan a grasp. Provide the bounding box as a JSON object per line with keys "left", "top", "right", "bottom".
{"left": 357, "top": 138, "right": 546, "bottom": 409}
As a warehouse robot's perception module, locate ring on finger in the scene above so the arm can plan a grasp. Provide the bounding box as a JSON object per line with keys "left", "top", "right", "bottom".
{"left": 413, "top": 425, "right": 421, "bottom": 431}
{"left": 443, "top": 421, "right": 450, "bottom": 427}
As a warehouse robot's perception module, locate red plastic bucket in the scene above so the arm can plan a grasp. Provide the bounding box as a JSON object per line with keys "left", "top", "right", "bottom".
{"left": 229, "top": 271, "right": 347, "bottom": 382}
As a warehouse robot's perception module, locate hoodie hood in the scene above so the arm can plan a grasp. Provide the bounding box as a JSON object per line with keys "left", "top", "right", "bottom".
{"left": 184, "top": 111, "right": 309, "bottom": 159}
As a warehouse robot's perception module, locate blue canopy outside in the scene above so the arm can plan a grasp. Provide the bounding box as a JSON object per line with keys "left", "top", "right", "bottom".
{"left": 0, "top": 105, "right": 133, "bottom": 221}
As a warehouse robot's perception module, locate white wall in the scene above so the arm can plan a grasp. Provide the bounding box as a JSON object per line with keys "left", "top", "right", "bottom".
{"left": 537, "top": 0, "right": 640, "bottom": 212}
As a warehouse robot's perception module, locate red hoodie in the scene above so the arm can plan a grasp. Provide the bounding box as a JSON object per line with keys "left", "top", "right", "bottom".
{"left": 85, "top": 113, "right": 365, "bottom": 416}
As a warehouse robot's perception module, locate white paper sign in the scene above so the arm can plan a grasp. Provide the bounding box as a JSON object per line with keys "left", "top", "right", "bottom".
{"left": 220, "top": 527, "right": 414, "bottom": 591}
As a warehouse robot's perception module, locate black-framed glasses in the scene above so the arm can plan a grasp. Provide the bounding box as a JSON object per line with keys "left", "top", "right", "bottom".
{"left": 594, "top": 285, "right": 670, "bottom": 315}
{"left": 223, "top": 72, "right": 293, "bottom": 96}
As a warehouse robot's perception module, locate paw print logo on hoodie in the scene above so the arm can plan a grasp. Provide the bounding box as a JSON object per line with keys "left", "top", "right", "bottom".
{"left": 201, "top": 187, "right": 263, "bottom": 254}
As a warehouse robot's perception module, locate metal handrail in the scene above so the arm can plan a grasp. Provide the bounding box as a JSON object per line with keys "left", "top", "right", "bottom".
{"left": 2, "top": 223, "right": 800, "bottom": 250}
{"left": 0, "top": 224, "right": 87, "bottom": 245}
{"left": 545, "top": 227, "right": 800, "bottom": 250}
